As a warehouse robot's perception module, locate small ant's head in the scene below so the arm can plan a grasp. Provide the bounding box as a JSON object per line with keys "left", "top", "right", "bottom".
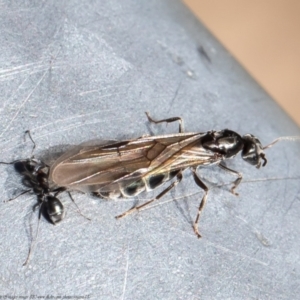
{"left": 14, "top": 160, "right": 34, "bottom": 174}
{"left": 241, "top": 134, "right": 267, "bottom": 168}
{"left": 14, "top": 159, "right": 48, "bottom": 175}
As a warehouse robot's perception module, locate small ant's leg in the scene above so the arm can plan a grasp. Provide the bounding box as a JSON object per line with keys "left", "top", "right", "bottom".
{"left": 24, "top": 130, "right": 36, "bottom": 157}
{"left": 53, "top": 187, "right": 67, "bottom": 196}
{"left": 0, "top": 159, "right": 23, "bottom": 165}
{"left": 32, "top": 202, "right": 40, "bottom": 212}
{"left": 23, "top": 202, "right": 44, "bottom": 266}
{"left": 191, "top": 167, "right": 209, "bottom": 238}
{"left": 218, "top": 163, "right": 242, "bottom": 196}
{"left": 145, "top": 112, "right": 184, "bottom": 133}
{"left": 0, "top": 161, "right": 13, "bottom": 165}
{"left": 4, "top": 189, "right": 31, "bottom": 202}
{"left": 67, "top": 192, "right": 91, "bottom": 221}
{"left": 116, "top": 171, "right": 183, "bottom": 219}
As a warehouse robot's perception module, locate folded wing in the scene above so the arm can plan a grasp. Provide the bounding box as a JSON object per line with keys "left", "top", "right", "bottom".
{"left": 49, "top": 133, "right": 221, "bottom": 192}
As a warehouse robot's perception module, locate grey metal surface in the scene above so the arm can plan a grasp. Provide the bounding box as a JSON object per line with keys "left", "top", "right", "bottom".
{"left": 0, "top": 1, "right": 299, "bottom": 299}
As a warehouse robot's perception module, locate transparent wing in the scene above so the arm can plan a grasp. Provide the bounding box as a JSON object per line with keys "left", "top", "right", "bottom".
{"left": 49, "top": 133, "right": 222, "bottom": 192}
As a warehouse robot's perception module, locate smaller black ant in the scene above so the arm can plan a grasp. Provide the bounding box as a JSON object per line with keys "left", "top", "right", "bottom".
{"left": 0, "top": 131, "right": 89, "bottom": 265}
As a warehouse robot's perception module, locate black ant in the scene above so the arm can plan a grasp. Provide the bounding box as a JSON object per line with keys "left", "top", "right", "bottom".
{"left": 0, "top": 131, "right": 89, "bottom": 265}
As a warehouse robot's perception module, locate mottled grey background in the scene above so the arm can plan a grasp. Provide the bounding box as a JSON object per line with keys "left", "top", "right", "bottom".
{"left": 0, "top": 1, "right": 299, "bottom": 299}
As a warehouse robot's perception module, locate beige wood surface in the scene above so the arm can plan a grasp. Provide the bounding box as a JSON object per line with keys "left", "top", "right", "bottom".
{"left": 184, "top": 0, "right": 300, "bottom": 126}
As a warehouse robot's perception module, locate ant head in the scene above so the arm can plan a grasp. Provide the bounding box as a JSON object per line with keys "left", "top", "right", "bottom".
{"left": 14, "top": 160, "right": 35, "bottom": 174}
{"left": 241, "top": 134, "right": 267, "bottom": 168}
{"left": 13, "top": 159, "right": 48, "bottom": 175}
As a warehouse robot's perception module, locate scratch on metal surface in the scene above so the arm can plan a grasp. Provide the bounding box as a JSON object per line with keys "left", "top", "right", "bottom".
{"left": 0, "top": 109, "right": 112, "bottom": 149}
{"left": 0, "top": 117, "right": 125, "bottom": 155}
{"left": 1, "top": 64, "right": 56, "bottom": 110}
{"left": 30, "top": 109, "right": 113, "bottom": 131}
{"left": 284, "top": 194, "right": 300, "bottom": 217}
{"left": 78, "top": 84, "right": 131, "bottom": 96}
{"left": 168, "top": 80, "right": 182, "bottom": 112}
{"left": 205, "top": 240, "right": 269, "bottom": 266}
{"left": 34, "top": 117, "right": 125, "bottom": 139}
{"left": 259, "top": 186, "right": 284, "bottom": 225}
{"left": 1, "top": 73, "right": 30, "bottom": 109}
{"left": 235, "top": 215, "right": 271, "bottom": 247}
{"left": 80, "top": 92, "right": 127, "bottom": 100}
{"left": 0, "top": 70, "right": 48, "bottom": 138}
{"left": 0, "top": 38, "right": 64, "bottom": 136}
{"left": 121, "top": 243, "right": 129, "bottom": 300}
{"left": 0, "top": 62, "right": 48, "bottom": 80}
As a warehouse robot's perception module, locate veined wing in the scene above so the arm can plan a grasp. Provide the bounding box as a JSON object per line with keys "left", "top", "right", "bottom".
{"left": 49, "top": 133, "right": 223, "bottom": 192}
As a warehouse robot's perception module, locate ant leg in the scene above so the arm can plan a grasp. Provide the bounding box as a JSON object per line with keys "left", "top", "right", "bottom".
{"left": 191, "top": 167, "right": 209, "bottom": 238}
{"left": 67, "top": 192, "right": 91, "bottom": 221}
{"left": 218, "top": 163, "right": 242, "bottom": 196}
{"left": 53, "top": 187, "right": 67, "bottom": 195}
{"left": 0, "top": 159, "right": 23, "bottom": 165}
{"left": 0, "top": 161, "right": 13, "bottom": 165}
{"left": 3, "top": 189, "right": 31, "bottom": 202}
{"left": 23, "top": 201, "right": 44, "bottom": 266}
{"left": 145, "top": 112, "right": 184, "bottom": 133}
{"left": 116, "top": 171, "right": 183, "bottom": 219}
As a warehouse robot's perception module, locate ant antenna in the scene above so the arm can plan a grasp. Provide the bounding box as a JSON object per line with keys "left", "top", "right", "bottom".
{"left": 263, "top": 136, "right": 300, "bottom": 150}
{"left": 24, "top": 130, "right": 36, "bottom": 157}
{"left": 0, "top": 131, "right": 36, "bottom": 165}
